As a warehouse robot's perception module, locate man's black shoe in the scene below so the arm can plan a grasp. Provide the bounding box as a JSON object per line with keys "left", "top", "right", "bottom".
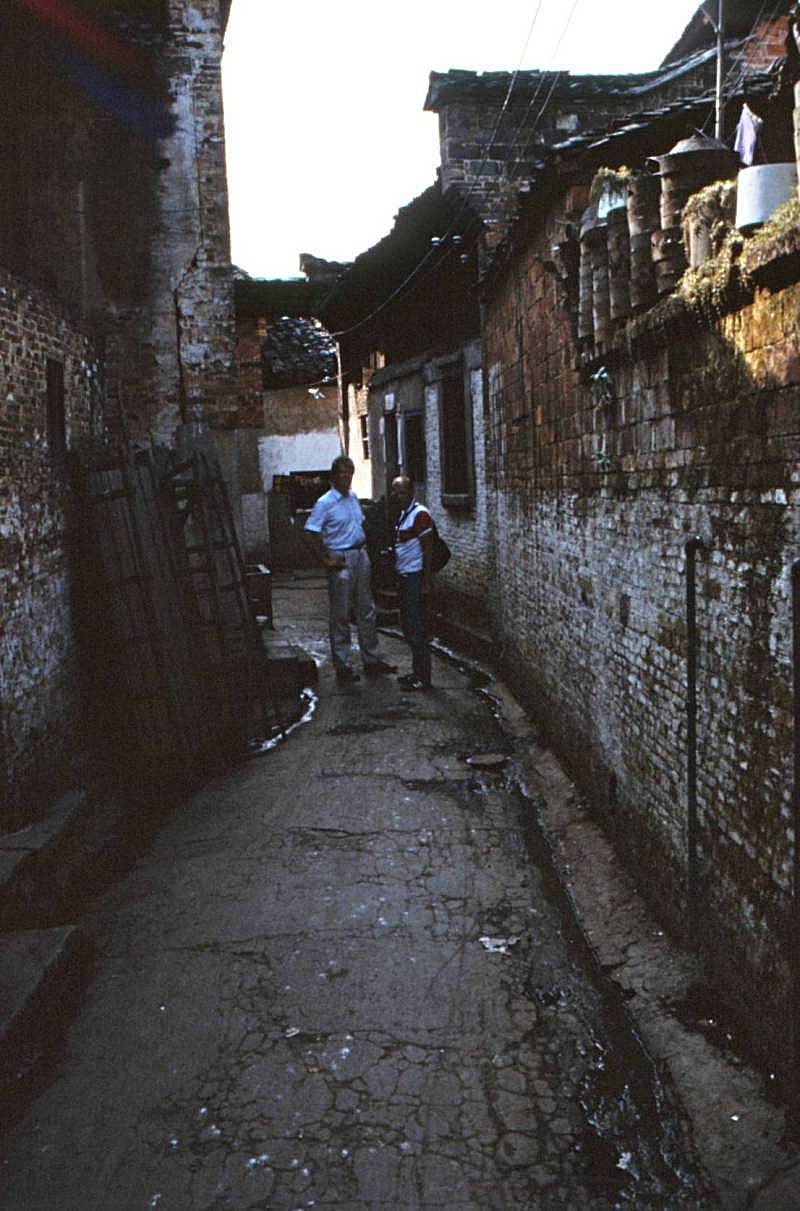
{"left": 364, "top": 659, "right": 397, "bottom": 677}
{"left": 335, "top": 666, "right": 361, "bottom": 684}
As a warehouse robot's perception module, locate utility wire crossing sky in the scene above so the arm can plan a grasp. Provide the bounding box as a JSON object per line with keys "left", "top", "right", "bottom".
{"left": 222, "top": 0, "right": 704, "bottom": 280}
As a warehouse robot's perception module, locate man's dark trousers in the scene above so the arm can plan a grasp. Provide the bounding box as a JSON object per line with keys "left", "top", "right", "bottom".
{"left": 398, "top": 570, "right": 431, "bottom": 686}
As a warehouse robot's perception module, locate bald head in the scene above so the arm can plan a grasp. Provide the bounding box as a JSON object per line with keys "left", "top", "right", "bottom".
{"left": 390, "top": 475, "right": 414, "bottom": 509}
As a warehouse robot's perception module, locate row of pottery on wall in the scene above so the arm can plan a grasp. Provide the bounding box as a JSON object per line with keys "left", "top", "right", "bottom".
{"left": 578, "top": 129, "right": 799, "bottom": 350}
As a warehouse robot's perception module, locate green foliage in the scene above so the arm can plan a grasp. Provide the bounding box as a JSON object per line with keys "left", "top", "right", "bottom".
{"left": 746, "top": 197, "right": 800, "bottom": 249}
{"left": 588, "top": 166, "right": 633, "bottom": 210}
{"left": 678, "top": 228, "right": 749, "bottom": 321}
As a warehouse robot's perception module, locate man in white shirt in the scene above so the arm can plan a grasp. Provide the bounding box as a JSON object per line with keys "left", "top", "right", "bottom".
{"left": 304, "top": 456, "right": 395, "bottom": 684}
{"left": 390, "top": 474, "right": 433, "bottom": 690}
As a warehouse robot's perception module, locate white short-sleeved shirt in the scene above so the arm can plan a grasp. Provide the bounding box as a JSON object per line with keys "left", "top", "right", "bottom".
{"left": 304, "top": 488, "right": 366, "bottom": 551}
{"left": 394, "top": 500, "right": 433, "bottom": 575}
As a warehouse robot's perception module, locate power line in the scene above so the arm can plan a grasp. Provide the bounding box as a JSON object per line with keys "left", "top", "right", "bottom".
{"left": 328, "top": 0, "right": 574, "bottom": 340}
{"left": 506, "top": 0, "right": 582, "bottom": 181}
{"left": 697, "top": 0, "right": 771, "bottom": 133}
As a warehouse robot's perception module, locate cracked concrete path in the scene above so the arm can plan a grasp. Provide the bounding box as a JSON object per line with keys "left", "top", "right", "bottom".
{"left": 0, "top": 577, "right": 711, "bottom": 1209}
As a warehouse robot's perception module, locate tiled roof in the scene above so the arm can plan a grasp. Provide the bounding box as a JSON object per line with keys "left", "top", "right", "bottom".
{"left": 263, "top": 316, "right": 337, "bottom": 389}
{"left": 662, "top": 0, "right": 789, "bottom": 67}
{"left": 424, "top": 48, "right": 724, "bottom": 111}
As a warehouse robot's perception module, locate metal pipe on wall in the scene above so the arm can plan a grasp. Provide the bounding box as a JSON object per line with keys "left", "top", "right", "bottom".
{"left": 791, "top": 559, "right": 800, "bottom": 1118}
{"left": 685, "top": 537, "right": 704, "bottom": 930}
{"left": 716, "top": 0, "right": 725, "bottom": 142}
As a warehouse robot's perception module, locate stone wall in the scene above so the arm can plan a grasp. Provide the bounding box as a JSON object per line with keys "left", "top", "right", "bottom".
{"left": 118, "top": 0, "right": 236, "bottom": 441}
{"left": 0, "top": 0, "right": 235, "bottom": 447}
{"left": 0, "top": 0, "right": 235, "bottom": 825}
{"left": 0, "top": 270, "right": 104, "bottom": 828}
{"left": 483, "top": 200, "right": 800, "bottom": 1075}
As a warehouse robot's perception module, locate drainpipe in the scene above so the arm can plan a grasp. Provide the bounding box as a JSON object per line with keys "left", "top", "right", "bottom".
{"left": 792, "top": 559, "right": 800, "bottom": 1114}
{"left": 701, "top": 2, "right": 725, "bottom": 140}
{"left": 685, "top": 537, "right": 704, "bottom": 929}
{"left": 715, "top": 0, "right": 725, "bottom": 142}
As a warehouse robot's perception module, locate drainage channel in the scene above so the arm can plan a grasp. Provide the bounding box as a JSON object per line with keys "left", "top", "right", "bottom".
{"left": 435, "top": 638, "right": 713, "bottom": 1207}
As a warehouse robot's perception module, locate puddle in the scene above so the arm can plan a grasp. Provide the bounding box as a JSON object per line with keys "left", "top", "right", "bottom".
{"left": 465, "top": 752, "right": 508, "bottom": 770}
{"left": 245, "top": 689, "right": 318, "bottom": 756}
{"left": 478, "top": 934, "right": 519, "bottom": 954}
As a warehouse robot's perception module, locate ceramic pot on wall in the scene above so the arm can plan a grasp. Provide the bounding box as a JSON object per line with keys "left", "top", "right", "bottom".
{"left": 735, "top": 162, "right": 798, "bottom": 230}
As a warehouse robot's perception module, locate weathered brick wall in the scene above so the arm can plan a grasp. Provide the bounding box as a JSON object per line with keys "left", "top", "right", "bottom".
{"left": 119, "top": 0, "right": 236, "bottom": 442}
{"left": 737, "top": 18, "right": 787, "bottom": 72}
{"left": 1, "top": 1, "right": 235, "bottom": 448}
{"left": 0, "top": 270, "right": 104, "bottom": 828}
{"left": 484, "top": 206, "right": 800, "bottom": 1074}
{"left": 234, "top": 315, "right": 267, "bottom": 427}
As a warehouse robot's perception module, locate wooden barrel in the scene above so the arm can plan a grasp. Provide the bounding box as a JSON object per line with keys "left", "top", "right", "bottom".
{"left": 578, "top": 241, "right": 594, "bottom": 340}
{"left": 651, "top": 227, "right": 687, "bottom": 297}
{"left": 581, "top": 209, "right": 610, "bottom": 347}
{"left": 578, "top": 206, "right": 597, "bottom": 342}
{"left": 626, "top": 172, "right": 660, "bottom": 236}
{"left": 606, "top": 205, "right": 631, "bottom": 322}
{"left": 682, "top": 181, "right": 736, "bottom": 268}
{"left": 629, "top": 231, "right": 657, "bottom": 311}
{"left": 655, "top": 139, "right": 739, "bottom": 230}
{"left": 591, "top": 237, "right": 611, "bottom": 347}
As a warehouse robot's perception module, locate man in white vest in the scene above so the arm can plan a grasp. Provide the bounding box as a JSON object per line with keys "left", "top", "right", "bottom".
{"left": 390, "top": 473, "right": 433, "bottom": 690}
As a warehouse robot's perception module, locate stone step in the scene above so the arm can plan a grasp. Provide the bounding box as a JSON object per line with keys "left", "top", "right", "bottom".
{"left": 261, "top": 641, "right": 319, "bottom": 699}
{"left": 0, "top": 790, "right": 138, "bottom": 931}
{"left": 0, "top": 924, "right": 89, "bottom": 1121}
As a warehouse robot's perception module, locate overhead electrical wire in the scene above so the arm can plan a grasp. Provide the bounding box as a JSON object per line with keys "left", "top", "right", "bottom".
{"left": 329, "top": 0, "right": 756, "bottom": 343}
{"left": 327, "top": 0, "right": 562, "bottom": 339}
{"left": 697, "top": 0, "right": 771, "bottom": 133}
{"left": 505, "top": 0, "right": 582, "bottom": 182}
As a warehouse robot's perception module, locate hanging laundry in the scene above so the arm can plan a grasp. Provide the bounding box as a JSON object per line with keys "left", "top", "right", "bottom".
{"left": 733, "top": 102, "right": 766, "bottom": 166}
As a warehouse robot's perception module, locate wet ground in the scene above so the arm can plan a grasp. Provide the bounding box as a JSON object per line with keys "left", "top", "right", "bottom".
{"left": 0, "top": 575, "right": 779, "bottom": 1208}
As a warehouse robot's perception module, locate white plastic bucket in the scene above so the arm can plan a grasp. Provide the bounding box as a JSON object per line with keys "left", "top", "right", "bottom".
{"left": 735, "top": 162, "right": 797, "bottom": 230}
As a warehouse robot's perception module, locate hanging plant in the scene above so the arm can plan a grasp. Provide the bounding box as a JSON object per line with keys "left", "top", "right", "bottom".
{"left": 589, "top": 165, "right": 633, "bottom": 211}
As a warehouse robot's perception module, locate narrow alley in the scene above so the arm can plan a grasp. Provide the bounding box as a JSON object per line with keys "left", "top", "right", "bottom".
{"left": 2, "top": 574, "right": 791, "bottom": 1211}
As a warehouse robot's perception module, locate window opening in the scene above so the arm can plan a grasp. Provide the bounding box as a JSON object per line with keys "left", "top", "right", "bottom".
{"left": 440, "top": 366, "right": 470, "bottom": 497}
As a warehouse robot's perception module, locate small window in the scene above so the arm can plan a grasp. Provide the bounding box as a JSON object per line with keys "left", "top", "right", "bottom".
{"left": 46, "top": 358, "right": 66, "bottom": 460}
{"left": 403, "top": 412, "right": 425, "bottom": 485}
{"left": 360, "top": 414, "right": 370, "bottom": 460}
{"left": 440, "top": 365, "right": 471, "bottom": 499}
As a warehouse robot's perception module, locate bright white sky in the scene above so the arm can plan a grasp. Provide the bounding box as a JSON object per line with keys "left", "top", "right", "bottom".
{"left": 222, "top": 0, "right": 701, "bottom": 279}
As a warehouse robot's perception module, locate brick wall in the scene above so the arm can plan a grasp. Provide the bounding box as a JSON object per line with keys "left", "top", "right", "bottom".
{"left": 483, "top": 201, "right": 800, "bottom": 1076}
{"left": 1, "top": 1, "right": 235, "bottom": 448}
{"left": 118, "top": 0, "right": 236, "bottom": 441}
{"left": 0, "top": 270, "right": 105, "bottom": 828}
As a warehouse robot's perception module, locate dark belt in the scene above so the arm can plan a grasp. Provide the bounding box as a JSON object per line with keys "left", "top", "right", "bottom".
{"left": 337, "top": 543, "right": 365, "bottom": 551}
